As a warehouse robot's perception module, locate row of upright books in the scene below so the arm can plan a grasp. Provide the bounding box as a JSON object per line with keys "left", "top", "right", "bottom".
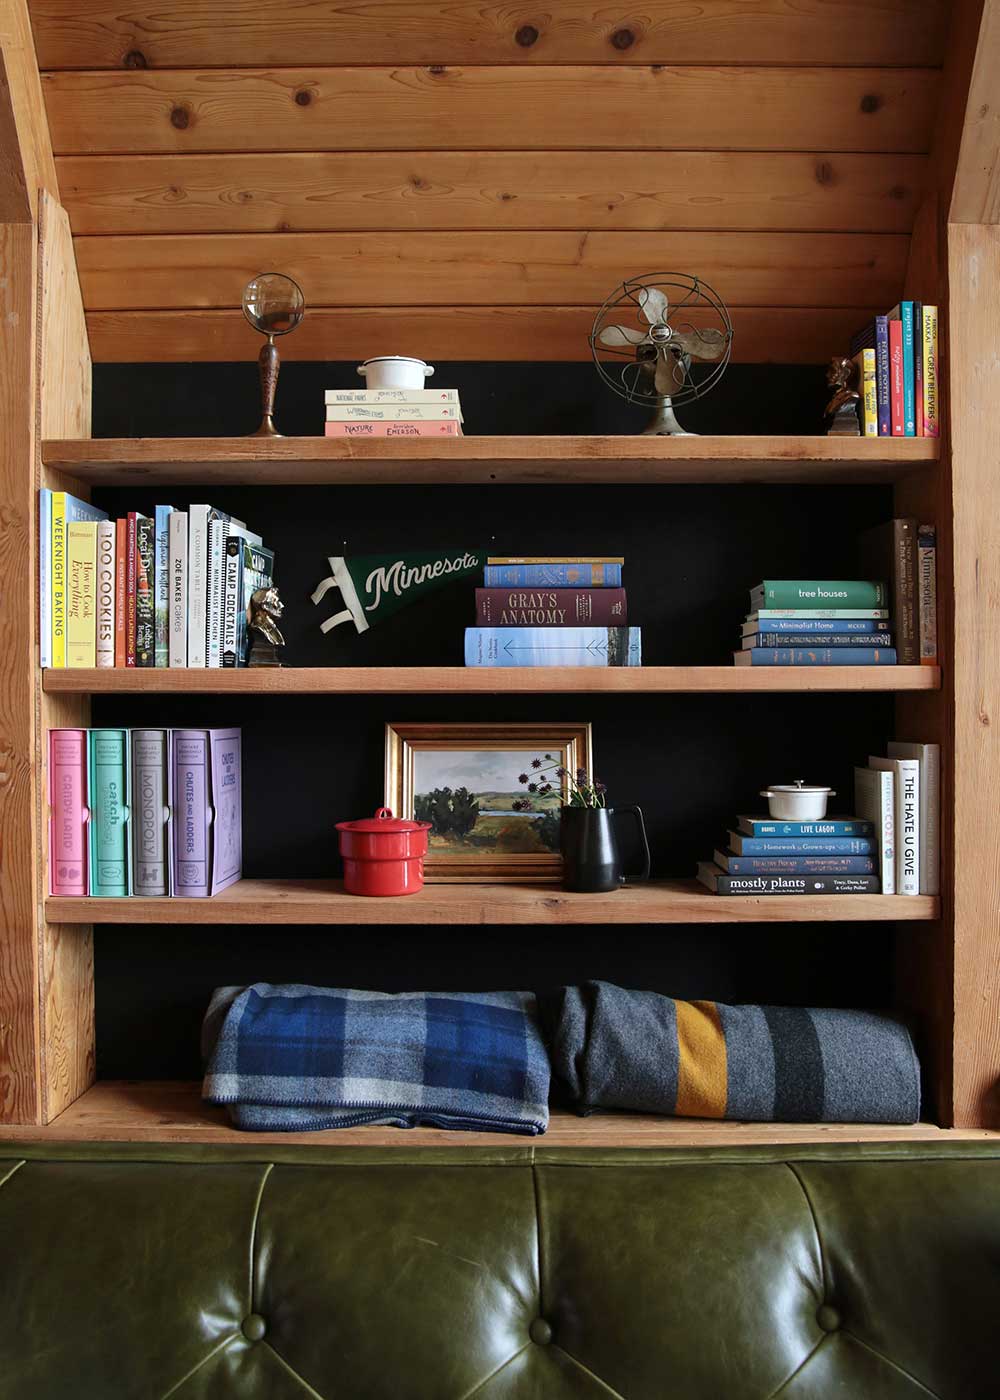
{"left": 48, "top": 727, "right": 242, "bottom": 898}
{"left": 851, "top": 301, "right": 938, "bottom": 437}
{"left": 324, "top": 387, "right": 464, "bottom": 437}
{"left": 40, "top": 491, "right": 275, "bottom": 668}
{"left": 464, "top": 557, "right": 641, "bottom": 667}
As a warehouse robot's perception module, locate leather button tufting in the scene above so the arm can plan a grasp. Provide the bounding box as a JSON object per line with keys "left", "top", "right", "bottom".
{"left": 242, "top": 1314, "right": 267, "bottom": 1342}
{"left": 816, "top": 1304, "right": 841, "bottom": 1333}
{"left": 529, "top": 1318, "right": 553, "bottom": 1346}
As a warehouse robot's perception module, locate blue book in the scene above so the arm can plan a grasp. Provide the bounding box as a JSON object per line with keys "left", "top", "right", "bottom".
{"left": 734, "top": 647, "right": 897, "bottom": 666}
{"left": 891, "top": 302, "right": 916, "bottom": 435}
{"left": 746, "top": 632, "right": 894, "bottom": 648}
{"left": 465, "top": 626, "right": 641, "bottom": 667}
{"left": 737, "top": 817, "right": 874, "bottom": 838}
{"left": 715, "top": 852, "right": 876, "bottom": 875}
{"left": 484, "top": 563, "right": 622, "bottom": 587}
{"left": 744, "top": 617, "right": 890, "bottom": 635}
{"left": 154, "top": 505, "right": 173, "bottom": 667}
{"left": 728, "top": 833, "right": 876, "bottom": 856}
{"left": 39, "top": 488, "right": 52, "bottom": 668}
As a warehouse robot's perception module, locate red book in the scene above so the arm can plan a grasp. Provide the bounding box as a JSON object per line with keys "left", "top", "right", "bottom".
{"left": 889, "top": 318, "right": 905, "bottom": 436}
{"left": 324, "top": 420, "right": 461, "bottom": 437}
{"left": 114, "top": 517, "right": 127, "bottom": 667}
{"left": 125, "top": 512, "right": 138, "bottom": 666}
{"left": 475, "top": 587, "right": 628, "bottom": 626}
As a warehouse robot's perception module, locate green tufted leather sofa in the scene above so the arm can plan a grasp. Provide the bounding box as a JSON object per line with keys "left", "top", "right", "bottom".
{"left": 1, "top": 1140, "right": 998, "bottom": 1399}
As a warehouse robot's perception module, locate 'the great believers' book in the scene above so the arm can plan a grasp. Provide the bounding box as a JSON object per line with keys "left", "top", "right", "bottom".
{"left": 475, "top": 587, "right": 627, "bottom": 626}
{"left": 465, "top": 626, "right": 641, "bottom": 667}
{"left": 49, "top": 729, "right": 88, "bottom": 896}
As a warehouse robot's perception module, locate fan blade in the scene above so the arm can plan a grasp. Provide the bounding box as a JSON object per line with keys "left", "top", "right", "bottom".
{"left": 599, "top": 324, "right": 647, "bottom": 348}
{"left": 638, "top": 286, "right": 669, "bottom": 326}
{"left": 670, "top": 326, "right": 728, "bottom": 361}
{"left": 654, "top": 349, "right": 684, "bottom": 396}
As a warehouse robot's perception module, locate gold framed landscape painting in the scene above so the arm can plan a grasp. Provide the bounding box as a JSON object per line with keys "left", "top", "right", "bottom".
{"left": 385, "top": 722, "right": 593, "bottom": 882}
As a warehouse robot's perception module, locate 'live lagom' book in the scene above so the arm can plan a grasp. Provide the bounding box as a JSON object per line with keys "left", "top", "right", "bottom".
{"left": 465, "top": 627, "right": 641, "bottom": 667}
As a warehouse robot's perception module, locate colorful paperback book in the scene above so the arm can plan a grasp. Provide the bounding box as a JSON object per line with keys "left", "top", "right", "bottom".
{"left": 324, "top": 420, "right": 461, "bottom": 437}
{"left": 714, "top": 851, "right": 876, "bottom": 875}
{"left": 484, "top": 562, "right": 623, "bottom": 587}
{"left": 187, "top": 505, "right": 220, "bottom": 668}
{"left": 65, "top": 520, "right": 97, "bottom": 667}
{"left": 326, "top": 403, "right": 463, "bottom": 422}
{"left": 222, "top": 535, "right": 245, "bottom": 668}
{"left": 131, "top": 729, "right": 170, "bottom": 896}
{"left": 475, "top": 587, "right": 627, "bottom": 627}
{"left": 154, "top": 505, "right": 173, "bottom": 666}
{"left": 95, "top": 521, "right": 116, "bottom": 668}
{"left": 51, "top": 493, "right": 107, "bottom": 669}
{"left": 88, "top": 729, "right": 130, "bottom": 897}
{"left": 171, "top": 728, "right": 242, "bottom": 897}
{"left": 169, "top": 510, "right": 188, "bottom": 667}
{"left": 888, "top": 741, "right": 940, "bottom": 896}
{"left": 860, "top": 518, "right": 918, "bottom": 664}
{"left": 747, "top": 608, "right": 889, "bottom": 621}
{"left": 49, "top": 729, "right": 88, "bottom": 896}
{"left": 734, "top": 647, "right": 897, "bottom": 666}
{"left": 874, "top": 314, "right": 890, "bottom": 436}
{"left": 913, "top": 302, "right": 924, "bottom": 436}
{"left": 736, "top": 817, "right": 874, "bottom": 838}
{"left": 889, "top": 302, "right": 916, "bottom": 435}
{"left": 869, "top": 756, "right": 920, "bottom": 895}
{"left": 465, "top": 626, "right": 641, "bottom": 667}
{"left": 744, "top": 632, "right": 892, "bottom": 649}
{"left": 125, "top": 512, "right": 139, "bottom": 667}
{"left": 854, "top": 766, "right": 896, "bottom": 895}
{"left": 889, "top": 317, "right": 905, "bottom": 435}
{"left": 697, "top": 862, "right": 879, "bottom": 895}
{"left": 325, "top": 388, "right": 461, "bottom": 404}
{"left": 114, "top": 518, "right": 127, "bottom": 667}
{"left": 917, "top": 525, "right": 938, "bottom": 665}
{"left": 727, "top": 833, "right": 876, "bottom": 856}
{"left": 135, "top": 514, "right": 155, "bottom": 666}
{"left": 39, "top": 489, "right": 52, "bottom": 668}
{"left": 853, "top": 347, "right": 877, "bottom": 436}
{"left": 921, "top": 305, "right": 939, "bottom": 436}
{"left": 742, "top": 618, "right": 890, "bottom": 636}
{"left": 206, "top": 514, "right": 233, "bottom": 668}
{"left": 751, "top": 580, "right": 887, "bottom": 609}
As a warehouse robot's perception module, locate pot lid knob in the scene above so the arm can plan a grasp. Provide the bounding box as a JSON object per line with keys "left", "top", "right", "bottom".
{"left": 375, "top": 807, "right": 393, "bottom": 821}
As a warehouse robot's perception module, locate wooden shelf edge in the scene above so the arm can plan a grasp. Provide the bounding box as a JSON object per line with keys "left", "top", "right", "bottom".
{"left": 1, "top": 1082, "right": 993, "bottom": 1148}
{"left": 45, "top": 878, "right": 940, "bottom": 925}
{"left": 42, "top": 665, "right": 942, "bottom": 694}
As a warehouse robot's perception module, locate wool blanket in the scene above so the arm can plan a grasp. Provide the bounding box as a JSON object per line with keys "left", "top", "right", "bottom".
{"left": 202, "top": 983, "right": 550, "bottom": 1134}
{"left": 547, "top": 981, "right": 920, "bottom": 1123}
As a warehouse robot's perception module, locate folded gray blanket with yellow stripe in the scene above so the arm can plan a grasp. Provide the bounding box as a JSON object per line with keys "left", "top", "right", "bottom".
{"left": 548, "top": 981, "right": 920, "bottom": 1123}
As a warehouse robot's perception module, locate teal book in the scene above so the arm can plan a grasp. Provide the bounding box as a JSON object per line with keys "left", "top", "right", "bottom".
{"left": 750, "top": 580, "right": 888, "bottom": 609}
{"left": 88, "top": 729, "right": 130, "bottom": 897}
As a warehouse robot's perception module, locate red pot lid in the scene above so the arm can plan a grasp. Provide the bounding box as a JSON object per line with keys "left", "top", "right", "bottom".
{"left": 335, "top": 806, "right": 431, "bottom": 833}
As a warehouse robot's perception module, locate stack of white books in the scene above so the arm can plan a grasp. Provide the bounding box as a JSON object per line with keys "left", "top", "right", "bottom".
{"left": 854, "top": 742, "right": 940, "bottom": 895}
{"left": 324, "top": 388, "right": 464, "bottom": 438}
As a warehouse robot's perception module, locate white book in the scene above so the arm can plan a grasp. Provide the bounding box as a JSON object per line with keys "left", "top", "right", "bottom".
{"left": 168, "top": 510, "right": 188, "bottom": 667}
{"left": 853, "top": 766, "right": 895, "bottom": 894}
{"left": 869, "top": 756, "right": 920, "bottom": 895}
{"left": 324, "top": 388, "right": 460, "bottom": 404}
{"left": 888, "top": 742, "right": 940, "bottom": 896}
{"left": 95, "top": 520, "right": 116, "bottom": 668}
{"left": 205, "top": 514, "right": 232, "bottom": 668}
{"left": 325, "top": 403, "right": 463, "bottom": 422}
{"left": 186, "top": 504, "right": 222, "bottom": 667}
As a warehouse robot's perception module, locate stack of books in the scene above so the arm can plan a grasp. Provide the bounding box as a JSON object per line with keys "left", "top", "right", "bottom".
{"left": 324, "top": 387, "right": 464, "bottom": 437}
{"left": 855, "top": 742, "right": 940, "bottom": 896}
{"left": 697, "top": 814, "right": 882, "bottom": 896}
{"left": 735, "top": 579, "right": 897, "bottom": 667}
{"left": 48, "top": 727, "right": 242, "bottom": 899}
{"left": 859, "top": 518, "right": 937, "bottom": 666}
{"left": 464, "top": 556, "right": 641, "bottom": 667}
{"left": 850, "top": 301, "right": 938, "bottom": 438}
{"left": 39, "top": 491, "right": 275, "bottom": 669}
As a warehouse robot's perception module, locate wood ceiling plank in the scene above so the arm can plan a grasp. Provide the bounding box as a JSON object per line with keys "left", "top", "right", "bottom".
{"left": 55, "top": 150, "right": 929, "bottom": 236}
{"left": 1, "top": 0, "right": 58, "bottom": 215}
{"left": 84, "top": 304, "right": 882, "bottom": 363}
{"left": 72, "top": 229, "right": 909, "bottom": 310}
{"left": 28, "top": 0, "right": 949, "bottom": 69}
{"left": 950, "top": 0, "right": 1000, "bottom": 221}
{"left": 40, "top": 66, "right": 941, "bottom": 156}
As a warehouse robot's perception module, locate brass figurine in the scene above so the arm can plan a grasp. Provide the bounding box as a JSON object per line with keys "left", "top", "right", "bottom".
{"left": 824, "top": 355, "right": 863, "bottom": 437}
{"left": 242, "top": 273, "right": 305, "bottom": 437}
{"left": 247, "top": 585, "right": 286, "bottom": 667}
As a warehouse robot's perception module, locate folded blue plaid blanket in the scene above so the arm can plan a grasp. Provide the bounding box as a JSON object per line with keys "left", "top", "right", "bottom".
{"left": 202, "top": 984, "right": 550, "bottom": 1134}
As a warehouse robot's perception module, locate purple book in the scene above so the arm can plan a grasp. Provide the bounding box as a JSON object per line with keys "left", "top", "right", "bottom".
{"left": 171, "top": 728, "right": 242, "bottom": 896}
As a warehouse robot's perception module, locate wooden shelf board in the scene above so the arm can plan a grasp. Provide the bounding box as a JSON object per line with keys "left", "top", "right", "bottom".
{"left": 46, "top": 878, "right": 940, "bottom": 925}
{"left": 44, "top": 665, "right": 941, "bottom": 694}
{"left": 42, "top": 435, "right": 939, "bottom": 487}
{"left": 1, "top": 1081, "right": 993, "bottom": 1148}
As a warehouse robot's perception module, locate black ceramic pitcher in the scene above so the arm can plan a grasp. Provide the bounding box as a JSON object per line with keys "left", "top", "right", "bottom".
{"left": 559, "top": 805, "right": 651, "bottom": 893}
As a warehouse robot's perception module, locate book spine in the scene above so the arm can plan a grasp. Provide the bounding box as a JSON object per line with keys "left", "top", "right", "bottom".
{"left": 917, "top": 524, "right": 938, "bottom": 665}
{"left": 222, "top": 536, "right": 243, "bottom": 668}
{"left": 921, "top": 305, "right": 939, "bottom": 436}
{"left": 738, "top": 648, "right": 896, "bottom": 666}
{"left": 483, "top": 563, "right": 623, "bottom": 587}
{"left": 169, "top": 510, "right": 188, "bottom": 667}
{"left": 464, "top": 626, "right": 640, "bottom": 667}
{"left": 892, "top": 517, "right": 919, "bottom": 665}
{"left": 738, "top": 819, "right": 875, "bottom": 837}
{"left": 131, "top": 729, "right": 169, "bottom": 896}
{"left": 135, "top": 515, "right": 155, "bottom": 666}
{"left": 860, "top": 347, "right": 877, "bottom": 436}
{"left": 154, "top": 505, "right": 172, "bottom": 666}
{"left": 206, "top": 516, "right": 229, "bottom": 668}
{"left": 325, "top": 388, "right": 461, "bottom": 403}
{"left": 750, "top": 608, "right": 889, "bottom": 620}
{"left": 913, "top": 302, "right": 924, "bottom": 435}
{"left": 187, "top": 506, "right": 210, "bottom": 668}
{"left": 51, "top": 492, "right": 68, "bottom": 668}
{"left": 731, "top": 836, "right": 876, "bottom": 855}
{"left": 125, "top": 512, "right": 138, "bottom": 667}
{"left": 720, "top": 855, "right": 876, "bottom": 875}
{"left": 324, "top": 420, "right": 461, "bottom": 436}
{"left": 209, "top": 729, "right": 243, "bottom": 894}
{"left": 854, "top": 766, "right": 895, "bottom": 894}
{"left": 475, "top": 587, "right": 627, "bottom": 626}
{"left": 88, "top": 729, "right": 129, "bottom": 897}
{"left": 39, "top": 488, "right": 52, "bottom": 668}
{"left": 755, "top": 580, "right": 887, "bottom": 608}
{"left": 95, "top": 520, "right": 116, "bottom": 668}
{"left": 888, "top": 317, "right": 905, "bottom": 434}
{"left": 920, "top": 746, "right": 940, "bottom": 897}
{"left": 900, "top": 301, "right": 915, "bottom": 434}
{"left": 66, "top": 520, "right": 97, "bottom": 667}
{"left": 895, "top": 758, "right": 920, "bottom": 895}
{"left": 49, "top": 728, "right": 89, "bottom": 895}
{"left": 326, "top": 403, "right": 462, "bottom": 421}
{"left": 744, "top": 619, "right": 890, "bottom": 635}
{"left": 875, "top": 315, "right": 891, "bottom": 435}
{"left": 172, "top": 730, "right": 210, "bottom": 896}
{"left": 114, "top": 518, "right": 127, "bottom": 667}
{"left": 699, "top": 865, "right": 880, "bottom": 895}
{"left": 749, "top": 632, "right": 893, "bottom": 648}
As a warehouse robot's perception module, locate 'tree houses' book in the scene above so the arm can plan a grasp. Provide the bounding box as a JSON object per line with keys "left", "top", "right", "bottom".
{"left": 132, "top": 729, "right": 171, "bottom": 896}
{"left": 171, "top": 728, "right": 242, "bottom": 897}
{"left": 484, "top": 558, "right": 623, "bottom": 587}
{"left": 88, "top": 729, "right": 130, "bottom": 898}
{"left": 735, "top": 647, "right": 897, "bottom": 667}
{"left": 475, "top": 588, "right": 627, "bottom": 626}
{"left": 854, "top": 765, "right": 896, "bottom": 895}
{"left": 465, "top": 626, "right": 641, "bottom": 667}
{"left": 751, "top": 581, "right": 888, "bottom": 609}
{"left": 737, "top": 817, "right": 874, "bottom": 838}
{"left": 697, "top": 863, "right": 880, "bottom": 895}
{"left": 714, "top": 852, "right": 876, "bottom": 875}
{"left": 49, "top": 729, "right": 89, "bottom": 896}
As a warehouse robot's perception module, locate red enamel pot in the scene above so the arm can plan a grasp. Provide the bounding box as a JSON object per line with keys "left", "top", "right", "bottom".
{"left": 335, "top": 807, "right": 432, "bottom": 896}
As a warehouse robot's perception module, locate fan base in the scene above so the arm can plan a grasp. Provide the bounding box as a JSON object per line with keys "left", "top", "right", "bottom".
{"left": 642, "top": 398, "right": 693, "bottom": 436}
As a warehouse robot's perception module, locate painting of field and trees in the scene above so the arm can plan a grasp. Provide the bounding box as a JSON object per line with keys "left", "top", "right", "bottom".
{"left": 412, "top": 749, "right": 563, "bottom": 858}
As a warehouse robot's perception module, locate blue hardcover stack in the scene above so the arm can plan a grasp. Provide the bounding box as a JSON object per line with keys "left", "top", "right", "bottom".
{"left": 734, "top": 579, "right": 896, "bottom": 667}
{"left": 697, "top": 813, "right": 881, "bottom": 896}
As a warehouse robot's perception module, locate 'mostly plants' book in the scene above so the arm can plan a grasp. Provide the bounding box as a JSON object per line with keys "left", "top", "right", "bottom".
{"left": 697, "top": 863, "right": 880, "bottom": 895}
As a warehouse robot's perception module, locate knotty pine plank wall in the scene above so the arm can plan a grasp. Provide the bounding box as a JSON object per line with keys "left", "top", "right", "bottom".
{"left": 29, "top": 0, "right": 947, "bottom": 364}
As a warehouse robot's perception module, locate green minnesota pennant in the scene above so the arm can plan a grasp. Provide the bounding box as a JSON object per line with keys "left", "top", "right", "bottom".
{"left": 312, "top": 550, "right": 486, "bottom": 634}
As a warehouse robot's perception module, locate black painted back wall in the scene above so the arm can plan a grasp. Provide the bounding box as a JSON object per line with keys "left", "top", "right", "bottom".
{"left": 92, "top": 363, "right": 899, "bottom": 1079}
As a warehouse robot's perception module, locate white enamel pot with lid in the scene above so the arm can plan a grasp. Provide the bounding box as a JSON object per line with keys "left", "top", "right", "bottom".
{"left": 356, "top": 356, "right": 435, "bottom": 390}
{"left": 759, "top": 780, "right": 835, "bottom": 821}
